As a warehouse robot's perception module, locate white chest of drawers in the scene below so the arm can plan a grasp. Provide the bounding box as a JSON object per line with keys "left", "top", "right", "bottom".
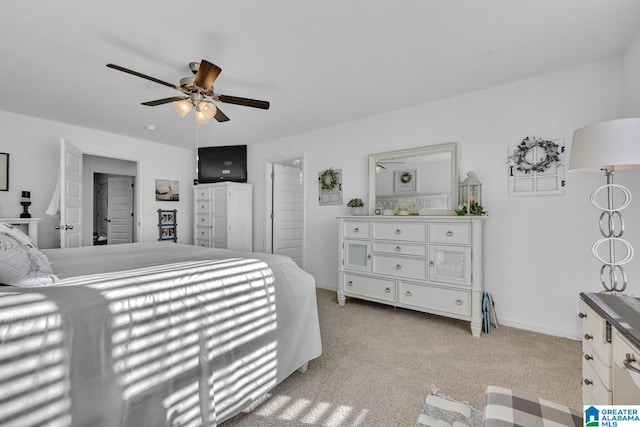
{"left": 337, "top": 216, "right": 485, "bottom": 337}
{"left": 579, "top": 292, "right": 640, "bottom": 404}
{"left": 193, "top": 182, "right": 253, "bottom": 251}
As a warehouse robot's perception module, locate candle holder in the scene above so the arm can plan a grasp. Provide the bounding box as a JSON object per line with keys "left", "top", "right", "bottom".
{"left": 20, "top": 191, "right": 31, "bottom": 218}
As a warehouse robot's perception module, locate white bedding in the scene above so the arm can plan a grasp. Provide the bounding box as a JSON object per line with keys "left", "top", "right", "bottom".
{"left": 1, "top": 243, "right": 322, "bottom": 426}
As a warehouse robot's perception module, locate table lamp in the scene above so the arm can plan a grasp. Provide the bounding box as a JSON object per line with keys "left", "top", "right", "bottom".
{"left": 569, "top": 118, "right": 640, "bottom": 293}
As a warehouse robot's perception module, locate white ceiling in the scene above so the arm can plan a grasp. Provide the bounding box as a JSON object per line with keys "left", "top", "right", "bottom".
{"left": 1, "top": 1, "right": 639, "bottom": 149}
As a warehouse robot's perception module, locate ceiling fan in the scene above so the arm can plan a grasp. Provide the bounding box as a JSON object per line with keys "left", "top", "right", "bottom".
{"left": 106, "top": 59, "right": 270, "bottom": 124}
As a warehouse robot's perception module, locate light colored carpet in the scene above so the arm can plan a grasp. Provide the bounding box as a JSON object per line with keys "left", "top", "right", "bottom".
{"left": 220, "top": 288, "right": 582, "bottom": 426}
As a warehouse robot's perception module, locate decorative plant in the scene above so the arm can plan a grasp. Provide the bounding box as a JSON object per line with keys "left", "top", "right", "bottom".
{"left": 319, "top": 168, "right": 339, "bottom": 190}
{"left": 347, "top": 198, "right": 364, "bottom": 207}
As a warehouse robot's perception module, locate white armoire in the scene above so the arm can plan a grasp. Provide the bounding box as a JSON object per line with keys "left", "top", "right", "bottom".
{"left": 193, "top": 182, "right": 253, "bottom": 251}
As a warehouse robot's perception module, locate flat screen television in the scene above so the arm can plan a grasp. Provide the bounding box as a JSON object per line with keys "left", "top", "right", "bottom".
{"left": 197, "top": 145, "right": 247, "bottom": 183}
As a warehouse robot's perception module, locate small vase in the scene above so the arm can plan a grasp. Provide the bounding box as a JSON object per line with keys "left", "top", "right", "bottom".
{"left": 351, "top": 207, "right": 364, "bottom": 216}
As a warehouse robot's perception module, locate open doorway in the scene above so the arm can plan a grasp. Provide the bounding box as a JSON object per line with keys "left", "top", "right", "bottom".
{"left": 265, "top": 156, "right": 305, "bottom": 268}
{"left": 94, "top": 173, "right": 135, "bottom": 245}
{"left": 83, "top": 154, "right": 137, "bottom": 246}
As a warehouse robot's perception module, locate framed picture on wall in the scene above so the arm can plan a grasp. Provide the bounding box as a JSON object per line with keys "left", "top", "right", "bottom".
{"left": 155, "top": 179, "right": 179, "bottom": 201}
{"left": 394, "top": 169, "right": 417, "bottom": 193}
{"left": 0, "top": 153, "right": 8, "bottom": 191}
{"left": 157, "top": 209, "right": 177, "bottom": 242}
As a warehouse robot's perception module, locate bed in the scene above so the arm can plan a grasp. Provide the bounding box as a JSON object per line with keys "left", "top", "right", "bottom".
{"left": 0, "top": 227, "right": 322, "bottom": 427}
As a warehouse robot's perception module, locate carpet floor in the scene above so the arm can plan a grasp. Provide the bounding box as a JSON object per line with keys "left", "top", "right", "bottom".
{"left": 221, "top": 288, "right": 582, "bottom": 426}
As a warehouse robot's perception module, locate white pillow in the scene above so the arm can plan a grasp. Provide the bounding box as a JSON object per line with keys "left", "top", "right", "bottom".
{"left": 0, "top": 232, "right": 58, "bottom": 287}
{"left": 0, "top": 221, "right": 34, "bottom": 246}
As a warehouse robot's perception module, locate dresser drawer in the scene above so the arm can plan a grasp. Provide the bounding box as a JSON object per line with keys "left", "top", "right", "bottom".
{"left": 582, "top": 357, "right": 612, "bottom": 405}
{"left": 583, "top": 341, "right": 611, "bottom": 390}
{"left": 195, "top": 239, "right": 212, "bottom": 248}
{"left": 196, "top": 201, "right": 211, "bottom": 214}
{"left": 373, "top": 255, "right": 427, "bottom": 280}
{"left": 398, "top": 282, "right": 470, "bottom": 317}
{"left": 579, "top": 300, "right": 612, "bottom": 366}
{"left": 195, "top": 226, "right": 212, "bottom": 240}
{"left": 612, "top": 330, "right": 640, "bottom": 404}
{"left": 373, "top": 222, "right": 426, "bottom": 242}
{"left": 343, "top": 273, "right": 395, "bottom": 302}
{"left": 429, "top": 223, "right": 471, "bottom": 244}
{"left": 195, "top": 188, "right": 210, "bottom": 200}
{"left": 196, "top": 214, "right": 211, "bottom": 227}
{"left": 373, "top": 241, "right": 427, "bottom": 257}
{"left": 343, "top": 221, "right": 371, "bottom": 239}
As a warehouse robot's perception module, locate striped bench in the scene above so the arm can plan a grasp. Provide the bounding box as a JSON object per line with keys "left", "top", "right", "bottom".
{"left": 483, "top": 386, "right": 582, "bottom": 427}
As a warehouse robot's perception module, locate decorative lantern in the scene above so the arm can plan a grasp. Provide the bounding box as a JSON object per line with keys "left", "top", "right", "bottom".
{"left": 458, "top": 172, "right": 482, "bottom": 215}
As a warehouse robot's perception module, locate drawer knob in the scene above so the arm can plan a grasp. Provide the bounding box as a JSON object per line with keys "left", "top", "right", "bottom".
{"left": 584, "top": 354, "right": 593, "bottom": 361}
{"left": 367, "top": 254, "right": 371, "bottom": 260}
{"left": 455, "top": 299, "right": 463, "bottom": 305}
{"left": 201, "top": 218, "right": 205, "bottom": 222}
{"left": 583, "top": 379, "right": 593, "bottom": 386}
{"left": 354, "top": 227, "right": 359, "bottom": 233}
{"left": 446, "top": 231, "right": 453, "bottom": 237}
{"left": 395, "top": 229, "right": 401, "bottom": 235}
{"left": 395, "top": 246, "right": 402, "bottom": 252}
{"left": 584, "top": 333, "right": 593, "bottom": 340}
{"left": 201, "top": 205, "right": 205, "bottom": 209}
{"left": 347, "top": 281, "right": 353, "bottom": 287}
{"left": 429, "top": 260, "right": 435, "bottom": 266}
{"left": 623, "top": 353, "right": 640, "bottom": 374}
{"left": 578, "top": 312, "right": 587, "bottom": 319}
{"left": 385, "top": 287, "right": 391, "bottom": 293}
{"left": 395, "top": 264, "right": 402, "bottom": 270}
{"left": 405, "top": 291, "right": 412, "bottom": 297}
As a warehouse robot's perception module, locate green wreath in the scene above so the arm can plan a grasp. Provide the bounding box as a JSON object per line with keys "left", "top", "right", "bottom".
{"left": 510, "top": 137, "right": 561, "bottom": 174}
{"left": 319, "top": 168, "right": 339, "bottom": 190}
{"left": 400, "top": 171, "right": 413, "bottom": 184}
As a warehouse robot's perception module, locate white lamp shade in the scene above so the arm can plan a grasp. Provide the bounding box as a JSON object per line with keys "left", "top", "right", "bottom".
{"left": 569, "top": 118, "right": 640, "bottom": 173}
{"left": 196, "top": 101, "right": 217, "bottom": 124}
{"left": 173, "top": 99, "right": 193, "bottom": 118}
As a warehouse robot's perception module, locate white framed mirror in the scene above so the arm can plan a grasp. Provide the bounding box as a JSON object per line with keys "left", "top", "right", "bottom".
{"left": 368, "top": 142, "right": 458, "bottom": 216}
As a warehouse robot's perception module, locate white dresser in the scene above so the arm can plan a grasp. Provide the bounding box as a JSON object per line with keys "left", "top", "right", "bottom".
{"left": 193, "top": 182, "right": 253, "bottom": 251}
{"left": 337, "top": 215, "right": 485, "bottom": 336}
{"left": 579, "top": 292, "right": 640, "bottom": 404}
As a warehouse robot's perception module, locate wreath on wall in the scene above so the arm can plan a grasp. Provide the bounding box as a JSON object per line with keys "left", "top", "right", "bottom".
{"left": 509, "top": 136, "right": 561, "bottom": 174}
{"left": 319, "top": 168, "right": 339, "bottom": 190}
{"left": 400, "top": 171, "right": 413, "bottom": 184}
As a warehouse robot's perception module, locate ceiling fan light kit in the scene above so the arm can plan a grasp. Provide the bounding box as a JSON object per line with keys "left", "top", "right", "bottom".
{"left": 106, "top": 59, "right": 269, "bottom": 124}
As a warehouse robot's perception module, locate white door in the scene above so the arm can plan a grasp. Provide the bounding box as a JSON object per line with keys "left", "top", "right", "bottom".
{"left": 59, "top": 139, "right": 82, "bottom": 248}
{"left": 272, "top": 164, "right": 304, "bottom": 267}
{"left": 97, "top": 182, "right": 108, "bottom": 238}
{"left": 107, "top": 176, "right": 134, "bottom": 244}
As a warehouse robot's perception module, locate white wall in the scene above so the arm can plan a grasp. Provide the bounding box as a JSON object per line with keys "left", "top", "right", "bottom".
{"left": 0, "top": 111, "right": 196, "bottom": 248}
{"left": 249, "top": 58, "right": 627, "bottom": 339}
{"left": 623, "top": 31, "right": 640, "bottom": 117}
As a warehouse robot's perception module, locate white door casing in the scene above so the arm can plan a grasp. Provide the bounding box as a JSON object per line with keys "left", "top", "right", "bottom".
{"left": 272, "top": 163, "right": 304, "bottom": 268}
{"left": 107, "top": 176, "right": 134, "bottom": 244}
{"left": 59, "top": 139, "right": 82, "bottom": 248}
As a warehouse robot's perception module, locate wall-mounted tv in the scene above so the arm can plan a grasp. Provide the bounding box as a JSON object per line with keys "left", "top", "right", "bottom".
{"left": 197, "top": 145, "right": 247, "bottom": 183}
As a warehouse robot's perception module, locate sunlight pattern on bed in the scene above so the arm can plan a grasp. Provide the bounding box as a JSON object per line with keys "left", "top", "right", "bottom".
{"left": 82, "top": 258, "right": 278, "bottom": 426}
{"left": 0, "top": 292, "right": 71, "bottom": 427}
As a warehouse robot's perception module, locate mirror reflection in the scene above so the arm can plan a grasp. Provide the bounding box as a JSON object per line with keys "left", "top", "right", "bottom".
{"left": 368, "top": 142, "right": 458, "bottom": 215}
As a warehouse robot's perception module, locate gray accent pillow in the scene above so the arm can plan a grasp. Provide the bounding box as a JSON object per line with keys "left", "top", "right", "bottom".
{"left": 0, "top": 231, "right": 58, "bottom": 287}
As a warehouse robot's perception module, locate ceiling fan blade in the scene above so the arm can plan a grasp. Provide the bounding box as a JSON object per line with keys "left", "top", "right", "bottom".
{"left": 218, "top": 94, "right": 270, "bottom": 110}
{"left": 194, "top": 59, "right": 222, "bottom": 90}
{"left": 106, "top": 63, "right": 179, "bottom": 90}
{"left": 141, "top": 96, "right": 189, "bottom": 106}
{"left": 214, "top": 107, "right": 230, "bottom": 122}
